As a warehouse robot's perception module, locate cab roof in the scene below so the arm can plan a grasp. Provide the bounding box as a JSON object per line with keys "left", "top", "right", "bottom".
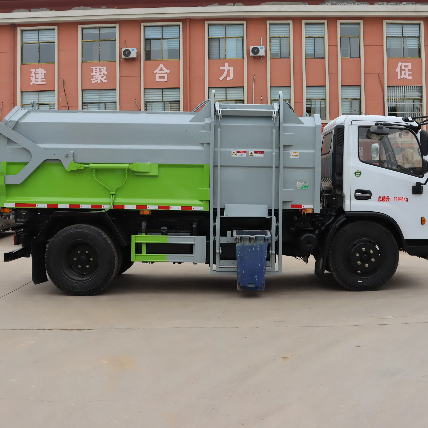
{"left": 322, "top": 115, "right": 414, "bottom": 135}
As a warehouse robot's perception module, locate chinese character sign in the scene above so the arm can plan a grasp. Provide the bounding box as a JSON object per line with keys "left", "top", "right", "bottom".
{"left": 91, "top": 67, "right": 108, "bottom": 84}
{"left": 219, "top": 63, "right": 233, "bottom": 81}
{"left": 396, "top": 62, "right": 412, "bottom": 80}
{"left": 30, "top": 68, "right": 46, "bottom": 85}
{"left": 153, "top": 64, "right": 170, "bottom": 82}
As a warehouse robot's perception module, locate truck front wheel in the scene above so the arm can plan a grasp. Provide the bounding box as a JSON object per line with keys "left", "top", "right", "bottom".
{"left": 45, "top": 224, "right": 119, "bottom": 295}
{"left": 328, "top": 221, "right": 399, "bottom": 291}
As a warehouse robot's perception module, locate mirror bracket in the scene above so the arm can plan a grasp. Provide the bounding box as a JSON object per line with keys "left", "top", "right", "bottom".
{"left": 370, "top": 125, "right": 390, "bottom": 135}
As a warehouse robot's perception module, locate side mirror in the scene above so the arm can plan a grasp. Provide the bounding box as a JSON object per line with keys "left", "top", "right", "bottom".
{"left": 423, "top": 159, "right": 428, "bottom": 175}
{"left": 369, "top": 125, "right": 389, "bottom": 135}
{"left": 420, "top": 130, "right": 428, "bottom": 157}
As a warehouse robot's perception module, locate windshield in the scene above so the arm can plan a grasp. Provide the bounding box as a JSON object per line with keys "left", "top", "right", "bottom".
{"left": 358, "top": 126, "right": 423, "bottom": 176}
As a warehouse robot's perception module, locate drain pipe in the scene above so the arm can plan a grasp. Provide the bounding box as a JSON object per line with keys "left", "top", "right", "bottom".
{"left": 11, "top": 24, "right": 16, "bottom": 110}
{"left": 252, "top": 75, "right": 255, "bottom": 104}
{"left": 186, "top": 19, "right": 190, "bottom": 111}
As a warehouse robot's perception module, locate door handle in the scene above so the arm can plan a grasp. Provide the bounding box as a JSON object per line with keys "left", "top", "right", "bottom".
{"left": 354, "top": 189, "right": 372, "bottom": 200}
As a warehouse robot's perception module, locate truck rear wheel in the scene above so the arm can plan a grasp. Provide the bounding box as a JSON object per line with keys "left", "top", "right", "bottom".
{"left": 45, "top": 224, "right": 119, "bottom": 295}
{"left": 328, "top": 221, "right": 398, "bottom": 291}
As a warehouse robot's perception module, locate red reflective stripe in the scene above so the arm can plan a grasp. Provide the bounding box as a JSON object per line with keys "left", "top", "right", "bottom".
{"left": 8, "top": 203, "right": 206, "bottom": 211}
{"left": 15, "top": 203, "right": 36, "bottom": 208}
{"left": 291, "top": 204, "right": 303, "bottom": 209}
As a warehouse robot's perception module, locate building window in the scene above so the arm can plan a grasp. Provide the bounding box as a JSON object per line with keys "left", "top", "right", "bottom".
{"left": 209, "top": 87, "right": 244, "bottom": 104}
{"left": 270, "top": 24, "right": 290, "bottom": 58}
{"left": 305, "top": 23, "right": 325, "bottom": 59}
{"left": 22, "top": 29, "right": 55, "bottom": 64}
{"left": 144, "top": 88, "right": 180, "bottom": 111}
{"left": 340, "top": 24, "right": 360, "bottom": 58}
{"left": 387, "top": 86, "right": 422, "bottom": 118}
{"left": 386, "top": 24, "right": 420, "bottom": 58}
{"left": 270, "top": 86, "right": 291, "bottom": 103}
{"left": 22, "top": 91, "right": 55, "bottom": 110}
{"left": 82, "top": 27, "right": 116, "bottom": 62}
{"left": 306, "top": 86, "right": 326, "bottom": 120}
{"left": 208, "top": 24, "right": 244, "bottom": 60}
{"left": 342, "top": 86, "right": 361, "bottom": 114}
{"left": 145, "top": 26, "right": 180, "bottom": 61}
{"left": 82, "top": 89, "right": 116, "bottom": 110}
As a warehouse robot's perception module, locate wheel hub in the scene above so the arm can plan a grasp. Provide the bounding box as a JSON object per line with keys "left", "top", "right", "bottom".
{"left": 349, "top": 241, "right": 380, "bottom": 274}
{"left": 68, "top": 244, "right": 98, "bottom": 276}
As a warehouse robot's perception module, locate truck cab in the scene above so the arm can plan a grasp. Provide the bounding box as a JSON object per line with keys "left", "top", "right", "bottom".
{"left": 318, "top": 115, "right": 428, "bottom": 290}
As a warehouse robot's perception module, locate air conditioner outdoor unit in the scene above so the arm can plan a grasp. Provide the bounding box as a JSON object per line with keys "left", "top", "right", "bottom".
{"left": 122, "top": 48, "right": 138, "bottom": 59}
{"left": 250, "top": 46, "right": 265, "bottom": 57}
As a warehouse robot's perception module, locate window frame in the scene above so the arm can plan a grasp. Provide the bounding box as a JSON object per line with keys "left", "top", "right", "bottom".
{"left": 267, "top": 20, "right": 293, "bottom": 106}
{"left": 270, "top": 86, "right": 291, "bottom": 104}
{"left": 207, "top": 23, "right": 245, "bottom": 60}
{"left": 338, "top": 20, "right": 364, "bottom": 116}
{"left": 205, "top": 21, "right": 247, "bottom": 102}
{"left": 358, "top": 125, "right": 424, "bottom": 178}
{"left": 208, "top": 87, "right": 245, "bottom": 104}
{"left": 269, "top": 23, "right": 290, "bottom": 59}
{"left": 81, "top": 26, "right": 117, "bottom": 63}
{"left": 302, "top": 20, "right": 328, "bottom": 122}
{"left": 387, "top": 85, "right": 423, "bottom": 118}
{"left": 306, "top": 98, "right": 326, "bottom": 120}
{"left": 304, "top": 23, "right": 325, "bottom": 59}
{"left": 21, "top": 90, "right": 56, "bottom": 110}
{"left": 386, "top": 23, "right": 421, "bottom": 59}
{"left": 78, "top": 24, "right": 119, "bottom": 111}
{"left": 340, "top": 23, "right": 360, "bottom": 59}
{"left": 21, "top": 29, "right": 56, "bottom": 65}
{"left": 17, "top": 26, "right": 58, "bottom": 110}
{"left": 144, "top": 88, "right": 181, "bottom": 111}
{"left": 82, "top": 89, "right": 117, "bottom": 111}
{"left": 341, "top": 86, "right": 362, "bottom": 115}
{"left": 144, "top": 25, "right": 181, "bottom": 61}
{"left": 383, "top": 20, "right": 425, "bottom": 117}
{"left": 141, "top": 22, "right": 183, "bottom": 112}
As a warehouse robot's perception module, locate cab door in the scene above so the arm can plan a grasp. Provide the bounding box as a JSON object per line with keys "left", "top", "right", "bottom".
{"left": 348, "top": 121, "right": 428, "bottom": 240}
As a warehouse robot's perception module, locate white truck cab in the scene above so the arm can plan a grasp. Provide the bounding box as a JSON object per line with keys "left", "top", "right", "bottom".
{"left": 319, "top": 115, "right": 428, "bottom": 290}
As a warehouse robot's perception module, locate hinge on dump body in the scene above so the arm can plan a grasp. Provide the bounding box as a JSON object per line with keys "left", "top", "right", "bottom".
{"left": 0, "top": 121, "right": 74, "bottom": 185}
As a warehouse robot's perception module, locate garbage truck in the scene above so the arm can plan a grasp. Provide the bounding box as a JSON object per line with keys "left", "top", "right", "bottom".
{"left": 1, "top": 92, "right": 428, "bottom": 295}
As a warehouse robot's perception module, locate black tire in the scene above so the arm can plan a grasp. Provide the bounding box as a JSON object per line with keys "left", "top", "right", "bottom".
{"left": 329, "top": 221, "right": 399, "bottom": 291}
{"left": 118, "top": 245, "right": 134, "bottom": 275}
{"left": 45, "top": 224, "right": 119, "bottom": 295}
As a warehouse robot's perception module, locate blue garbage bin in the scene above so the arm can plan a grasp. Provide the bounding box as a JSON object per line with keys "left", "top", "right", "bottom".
{"left": 235, "top": 230, "right": 271, "bottom": 291}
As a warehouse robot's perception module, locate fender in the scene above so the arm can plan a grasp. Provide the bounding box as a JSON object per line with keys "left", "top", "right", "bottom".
{"left": 315, "top": 214, "right": 347, "bottom": 276}
{"left": 315, "top": 211, "right": 406, "bottom": 276}
{"left": 6, "top": 210, "right": 130, "bottom": 285}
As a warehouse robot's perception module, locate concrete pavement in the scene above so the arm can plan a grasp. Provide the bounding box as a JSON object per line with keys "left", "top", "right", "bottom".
{"left": 1, "top": 231, "right": 428, "bottom": 427}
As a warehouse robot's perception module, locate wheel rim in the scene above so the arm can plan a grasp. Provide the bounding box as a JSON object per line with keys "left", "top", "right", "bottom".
{"left": 347, "top": 238, "right": 382, "bottom": 278}
{"left": 61, "top": 241, "right": 100, "bottom": 281}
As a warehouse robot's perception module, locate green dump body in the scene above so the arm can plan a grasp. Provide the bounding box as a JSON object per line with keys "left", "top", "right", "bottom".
{"left": 1, "top": 161, "right": 209, "bottom": 210}
{"left": 0, "top": 106, "right": 214, "bottom": 211}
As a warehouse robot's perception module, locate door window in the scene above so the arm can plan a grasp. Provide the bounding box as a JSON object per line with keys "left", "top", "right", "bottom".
{"left": 358, "top": 126, "right": 423, "bottom": 176}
